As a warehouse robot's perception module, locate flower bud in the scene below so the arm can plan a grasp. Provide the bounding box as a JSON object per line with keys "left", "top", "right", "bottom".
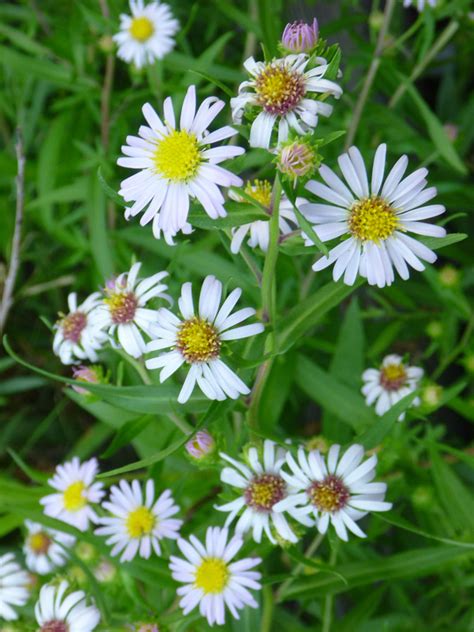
{"left": 185, "top": 431, "right": 216, "bottom": 460}
{"left": 421, "top": 384, "right": 443, "bottom": 408}
{"left": 438, "top": 265, "right": 460, "bottom": 288}
{"left": 71, "top": 365, "right": 107, "bottom": 395}
{"left": 281, "top": 19, "right": 318, "bottom": 53}
{"left": 94, "top": 559, "right": 117, "bottom": 583}
{"left": 277, "top": 139, "right": 318, "bottom": 182}
{"left": 426, "top": 320, "right": 442, "bottom": 339}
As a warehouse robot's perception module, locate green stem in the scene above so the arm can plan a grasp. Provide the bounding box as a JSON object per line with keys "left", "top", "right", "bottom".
{"left": 344, "top": 0, "right": 397, "bottom": 149}
{"left": 248, "top": 175, "right": 282, "bottom": 431}
{"left": 322, "top": 546, "right": 338, "bottom": 632}
{"left": 169, "top": 413, "right": 194, "bottom": 435}
{"left": 389, "top": 19, "right": 459, "bottom": 109}
{"left": 115, "top": 349, "right": 152, "bottom": 385}
{"left": 261, "top": 584, "right": 274, "bottom": 632}
{"left": 275, "top": 532, "right": 325, "bottom": 603}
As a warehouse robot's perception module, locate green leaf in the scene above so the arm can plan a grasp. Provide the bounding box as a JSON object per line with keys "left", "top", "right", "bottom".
{"left": 330, "top": 299, "right": 364, "bottom": 388}
{"left": 376, "top": 513, "right": 474, "bottom": 549}
{"left": 291, "top": 204, "right": 329, "bottom": 257}
{"left": 420, "top": 232, "right": 467, "bottom": 251}
{"left": 282, "top": 545, "right": 474, "bottom": 599}
{"left": 295, "top": 355, "right": 374, "bottom": 430}
{"left": 356, "top": 390, "right": 420, "bottom": 449}
{"left": 188, "top": 202, "right": 268, "bottom": 230}
{"left": 277, "top": 280, "right": 363, "bottom": 351}
{"left": 101, "top": 415, "right": 153, "bottom": 459}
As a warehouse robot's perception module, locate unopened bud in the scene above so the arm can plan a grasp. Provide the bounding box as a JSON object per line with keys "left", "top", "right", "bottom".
{"left": 185, "top": 430, "right": 216, "bottom": 460}
{"left": 281, "top": 19, "right": 318, "bottom": 53}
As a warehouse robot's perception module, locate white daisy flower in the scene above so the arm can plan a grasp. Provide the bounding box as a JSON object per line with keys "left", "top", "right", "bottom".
{"left": 23, "top": 520, "right": 76, "bottom": 575}
{"left": 40, "top": 457, "right": 105, "bottom": 532}
{"left": 118, "top": 84, "right": 244, "bottom": 240}
{"left": 53, "top": 293, "right": 107, "bottom": 365}
{"left": 145, "top": 275, "right": 264, "bottom": 404}
{"left": 0, "top": 553, "right": 29, "bottom": 621}
{"left": 229, "top": 179, "right": 304, "bottom": 254}
{"left": 274, "top": 444, "right": 392, "bottom": 541}
{"left": 169, "top": 526, "right": 262, "bottom": 627}
{"left": 301, "top": 143, "right": 447, "bottom": 288}
{"left": 216, "top": 440, "right": 308, "bottom": 544}
{"left": 35, "top": 580, "right": 100, "bottom": 632}
{"left": 231, "top": 54, "right": 342, "bottom": 149}
{"left": 403, "top": 0, "right": 436, "bottom": 11}
{"left": 94, "top": 261, "right": 170, "bottom": 359}
{"left": 113, "top": 0, "right": 179, "bottom": 69}
{"left": 95, "top": 479, "right": 182, "bottom": 562}
{"left": 362, "top": 354, "right": 423, "bottom": 420}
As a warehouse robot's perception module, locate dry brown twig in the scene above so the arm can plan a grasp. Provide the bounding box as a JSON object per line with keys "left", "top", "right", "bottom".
{"left": 0, "top": 128, "right": 26, "bottom": 335}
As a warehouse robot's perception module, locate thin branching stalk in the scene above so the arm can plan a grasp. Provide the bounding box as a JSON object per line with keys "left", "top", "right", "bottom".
{"left": 322, "top": 545, "right": 338, "bottom": 632}
{"left": 344, "top": 0, "right": 397, "bottom": 149}
{"left": 275, "top": 532, "right": 325, "bottom": 602}
{"left": 389, "top": 19, "right": 459, "bottom": 109}
{"left": 0, "top": 128, "right": 25, "bottom": 335}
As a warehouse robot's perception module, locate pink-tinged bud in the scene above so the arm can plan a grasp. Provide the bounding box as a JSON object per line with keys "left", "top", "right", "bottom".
{"left": 185, "top": 430, "right": 215, "bottom": 460}
{"left": 281, "top": 19, "right": 319, "bottom": 53}
{"left": 277, "top": 140, "right": 318, "bottom": 181}
{"left": 71, "top": 365, "right": 105, "bottom": 395}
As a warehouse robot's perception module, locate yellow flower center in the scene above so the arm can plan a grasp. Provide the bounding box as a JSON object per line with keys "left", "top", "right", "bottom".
{"left": 105, "top": 291, "right": 138, "bottom": 324}
{"left": 126, "top": 506, "right": 155, "bottom": 538}
{"left": 63, "top": 481, "right": 87, "bottom": 512}
{"left": 176, "top": 317, "right": 221, "bottom": 364}
{"left": 153, "top": 130, "right": 201, "bottom": 182}
{"left": 348, "top": 196, "right": 399, "bottom": 242}
{"left": 308, "top": 475, "right": 349, "bottom": 513}
{"left": 244, "top": 179, "right": 272, "bottom": 209}
{"left": 255, "top": 63, "right": 305, "bottom": 115}
{"left": 194, "top": 558, "right": 229, "bottom": 594}
{"left": 28, "top": 532, "right": 52, "bottom": 555}
{"left": 129, "top": 16, "right": 154, "bottom": 42}
{"left": 244, "top": 474, "right": 286, "bottom": 512}
{"left": 380, "top": 363, "right": 407, "bottom": 391}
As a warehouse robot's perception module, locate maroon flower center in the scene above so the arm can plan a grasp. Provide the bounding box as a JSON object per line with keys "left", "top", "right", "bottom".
{"left": 41, "top": 622, "right": 69, "bottom": 632}
{"left": 61, "top": 311, "right": 87, "bottom": 343}
{"left": 244, "top": 474, "right": 286, "bottom": 512}
{"left": 307, "top": 475, "right": 350, "bottom": 513}
{"left": 379, "top": 363, "right": 407, "bottom": 391}
{"left": 255, "top": 63, "right": 305, "bottom": 116}
{"left": 105, "top": 291, "right": 138, "bottom": 324}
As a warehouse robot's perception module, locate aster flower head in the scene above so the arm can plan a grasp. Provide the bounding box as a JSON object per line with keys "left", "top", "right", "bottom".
{"left": 0, "top": 553, "right": 29, "bottom": 621}
{"left": 169, "top": 526, "right": 262, "bottom": 627}
{"left": 276, "top": 137, "right": 320, "bottom": 182}
{"left": 94, "top": 262, "right": 170, "bottom": 359}
{"left": 118, "top": 85, "right": 244, "bottom": 241}
{"left": 274, "top": 444, "right": 392, "bottom": 541}
{"left": 231, "top": 54, "right": 342, "bottom": 149}
{"left": 281, "top": 19, "right": 319, "bottom": 53}
{"left": 403, "top": 0, "right": 437, "bottom": 11}
{"left": 216, "top": 440, "right": 309, "bottom": 544}
{"left": 185, "top": 430, "right": 216, "bottom": 461}
{"left": 40, "top": 457, "right": 105, "bottom": 532}
{"left": 35, "top": 580, "right": 100, "bottom": 632}
{"left": 301, "top": 143, "right": 447, "bottom": 288}
{"left": 95, "top": 479, "right": 182, "bottom": 562}
{"left": 23, "top": 520, "right": 76, "bottom": 575}
{"left": 362, "top": 354, "right": 423, "bottom": 419}
{"left": 145, "top": 275, "right": 264, "bottom": 404}
{"left": 229, "top": 179, "right": 303, "bottom": 253}
{"left": 53, "top": 293, "right": 106, "bottom": 366}
{"left": 113, "top": 0, "right": 179, "bottom": 69}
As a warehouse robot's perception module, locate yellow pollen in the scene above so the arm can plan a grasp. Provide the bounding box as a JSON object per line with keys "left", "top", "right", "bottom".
{"left": 63, "top": 481, "right": 87, "bottom": 512}
{"left": 244, "top": 179, "right": 272, "bottom": 209}
{"left": 255, "top": 64, "right": 305, "bottom": 115}
{"left": 153, "top": 130, "right": 201, "bottom": 182}
{"left": 380, "top": 363, "right": 407, "bottom": 391}
{"left": 308, "top": 475, "right": 349, "bottom": 513}
{"left": 129, "top": 16, "right": 154, "bottom": 42}
{"left": 28, "top": 532, "right": 51, "bottom": 555}
{"left": 195, "top": 558, "right": 229, "bottom": 594}
{"left": 176, "top": 317, "right": 221, "bottom": 364}
{"left": 104, "top": 291, "right": 138, "bottom": 324}
{"left": 126, "top": 506, "right": 155, "bottom": 538}
{"left": 348, "top": 196, "right": 399, "bottom": 242}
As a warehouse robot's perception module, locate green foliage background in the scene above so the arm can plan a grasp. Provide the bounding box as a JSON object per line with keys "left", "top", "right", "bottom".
{"left": 0, "top": 0, "right": 473, "bottom": 630}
